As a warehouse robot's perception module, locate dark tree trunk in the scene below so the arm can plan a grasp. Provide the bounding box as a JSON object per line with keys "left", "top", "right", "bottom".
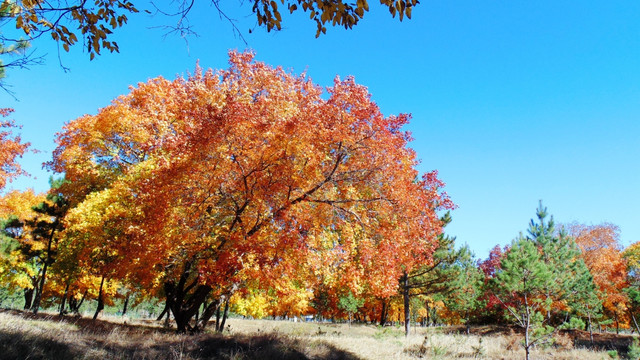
{"left": 630, "top": 311, "right": 640, "bottom": 336}
{"left": 199, "top": 298, "right": 221, "bottom": 329}
{"left": 93, "top": 276, "right": 105, "bottom": 320}
{"left": 157, "top": 302, "right": 169, "bottom": 321}
{"left": 32, "top": 223, "right": 59, "bottom": 315}
{"left": 59, "top": 282, "right": 70, "bottom": 316}
{"left": 379, "top": 299, "right": 388, "bottom": 326}
{"left": 218, "top": 296, "right": 230, "bottom": 333}
{"left": 122, "top": 294, "right": 130, "bottom": 316}
{"left": 164, "top": 261, "right": 212, "bottom": 333}
{"left": 23, "top": 287, "right": 34, "bottom": 310}
{"left": 402, "top": 271, "right": 410, "bottom": 337}
{"left": 215, "top": 302, "right": 223, "bottom": 331}
{"left": 69, "top": 289, "right": 87, "bottom": 315}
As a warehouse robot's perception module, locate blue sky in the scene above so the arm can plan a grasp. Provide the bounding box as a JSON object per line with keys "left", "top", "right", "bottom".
{"left": 1, "top": 0, "right": 638, "bottom": 259}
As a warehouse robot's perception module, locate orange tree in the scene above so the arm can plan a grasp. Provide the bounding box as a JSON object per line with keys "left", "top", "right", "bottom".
{"left": 49, "top": 51, "right": 450, "bottom": 332}
{"left": 0, "top": 109, "right": 29, "bottom": 189}
{"left": 569, "top": 223, "right": 629, "bottom": 333}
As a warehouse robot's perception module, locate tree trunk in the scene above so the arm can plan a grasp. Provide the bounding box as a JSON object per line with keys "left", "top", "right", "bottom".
{"left": 164, "top": 261, "right": 212, "bottom": 333}
{"left": 402, "top": 271, "right": 410, "bottom": 337}
{"left": 69, "top": 290, "right": 87, "bottom": 315}
{"left": 93, "top": 276, "right": 105, "bottom": 320}
{"left": 588, "top": 313, "right": 594, "bottom": 345}
{"left": 215, "top": 301, "right": 224, "bottom": 331}
{"left": 23, "top": 287, "right": 34, "bottom": 310}
{"left": 199, "top": 298, "right": 221, "bottom": 329}
{"left": 524, "top": 316, "right": 531, "bottom": 360}
{"left": 218, "top": 296, "right": 230, "bottom": 333}
{"left": 59, "top": 282, "right": 70, "bottom": 316}
{"left": 122, "top": 294, "right": 130, "bottom": 316}
{"left": 157, "top": 302, "right": 169, "bottom": 321}
{"left": 379, "top": 299, "right": 388, "bottom": 326}
{"left": 32, "top": 224, "right": 58, "bottom": 314}
{"left": 630, "top": 311, "right": 640, "bottom": 336}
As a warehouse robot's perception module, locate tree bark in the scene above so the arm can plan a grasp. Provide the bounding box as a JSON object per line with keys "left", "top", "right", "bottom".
{"left": 59, "top": 282, "right": 70, "bottom": 316}
{"left": 69, "top": 289, "right": 87, "bottom": 315}
{"left": 199, "top": 298, "right": 221, "bottom": 329}
{"left": 156, "top": 302, "right": 169, "bottom": 321}
{"left": 630, "top": 311, "right": 640, "bottom": 336}
{"left": 32, "top": 223, "right": 59, "bottom": 314}
{"left": 402, "top": 271, "right": 410, "bottom": 337}
{"left": 588, "top": 313, "right": 594, "bottom": 345}
{"left": 379, "top": 299, "right": 388, "bottom": 326}
{"left": 121, "top": 294, "right": 130, "bottom": 316}
{"left": 23, "top": 287, "right": 34, "bottom": 310}
{"left": 93, "top": 276, "right": 105, "bottom": 320}
{"left": 218, "top": 296, "right": 230, "bottom": 333}
{"left": 163, "top": 261, "right": 212, "bottom": 333}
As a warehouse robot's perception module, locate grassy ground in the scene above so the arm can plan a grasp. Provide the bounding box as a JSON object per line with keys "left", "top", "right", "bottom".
{"left": 0, "top": 309, "right": 633, "bottom": 359}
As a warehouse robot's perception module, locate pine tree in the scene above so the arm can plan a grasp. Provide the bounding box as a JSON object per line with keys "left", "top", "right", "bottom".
{"left": 400, "top": 211, "right": 467, "bottom": 336}
{"left": 493, "top": 202, "right": 600, "bottom": 360}
{"left": 527, "top": 201, "right": 599, "bottom": 326}
{"left": 493, "top": 236, "right": 553, "bottom": 360}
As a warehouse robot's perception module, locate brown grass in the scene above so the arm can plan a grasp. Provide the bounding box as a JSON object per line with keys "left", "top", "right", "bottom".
{"left": 0, "top": 309, "right": 633, "bottom": 360}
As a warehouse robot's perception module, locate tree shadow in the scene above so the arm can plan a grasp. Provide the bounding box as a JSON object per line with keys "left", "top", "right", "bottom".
{"left": 193, "top": 332, "right": 361, "bottom": 359}
{"left": 0, "top": 330, "right": 78, "bottom": 360}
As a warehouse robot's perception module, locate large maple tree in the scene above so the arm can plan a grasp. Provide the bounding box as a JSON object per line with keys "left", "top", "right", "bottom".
{"left": 50, "top": 51, "right": 451, "bottom": 332}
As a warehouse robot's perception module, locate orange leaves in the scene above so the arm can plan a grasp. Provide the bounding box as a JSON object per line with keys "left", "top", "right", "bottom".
{"left": 0, "top": 109, "right": 30, "bottom": 190}
{"left": 569, "top": 223, "right": 629, "bottom": 316}
{"left": 51, "top": 51, "right": 450, "bottom": 315}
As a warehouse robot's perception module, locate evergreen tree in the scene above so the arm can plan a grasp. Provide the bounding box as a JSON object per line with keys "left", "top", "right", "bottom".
{"left": 444, "top": 250, "right": 484, "bottom": 333}
{"left": 527, "top": 201, "right": 599, "bottom": 325}
{"left": 400, "top": 211, "right": 468, "bottom": 336}
{"left": 493, "top": 236, "right": 553, "bottom": 360}
{"left": 493, "top": 202, "right": 600, "bottom": 360}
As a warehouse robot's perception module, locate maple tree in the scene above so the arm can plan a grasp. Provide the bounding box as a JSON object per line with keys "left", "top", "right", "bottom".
{"left": 49, "top": 51, "right": 450, "bottom": 333}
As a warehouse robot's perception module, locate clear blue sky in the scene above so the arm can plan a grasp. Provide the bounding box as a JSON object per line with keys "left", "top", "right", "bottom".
{"left": 1, "top": 0, "right": 638, "bottom": 259}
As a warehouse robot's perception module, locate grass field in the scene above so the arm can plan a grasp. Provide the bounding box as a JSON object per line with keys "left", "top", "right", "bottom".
{"left": 0, "top": 309, "right": 634, "bottom": 359}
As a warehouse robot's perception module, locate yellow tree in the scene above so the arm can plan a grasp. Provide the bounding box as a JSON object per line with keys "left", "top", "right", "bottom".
{"left": 49, "top": 51, "right": 450, "bottom": 332}
{"left": 0, "top": 189, "right": 46, "bottom": 309}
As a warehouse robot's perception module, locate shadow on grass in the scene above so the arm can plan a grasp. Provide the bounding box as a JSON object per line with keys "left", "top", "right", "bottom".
{"left": 194, "top": 332, "right": 360, "bottom": 360}
{"left": 0, "top": 330, "right": 78, "bottom": 360}
{"left": 0, "top": 309, "right": 362, "bottom": 360}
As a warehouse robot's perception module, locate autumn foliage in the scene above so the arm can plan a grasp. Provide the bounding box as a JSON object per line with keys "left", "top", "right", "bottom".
{"left": 2, "top": 51, "right": 638, "bottom": 353}
{"left": 0, "top": 108, "right": 29, "bottom": 190}
{"left": 45, "top": 51, "right": 452, "bottom": 332}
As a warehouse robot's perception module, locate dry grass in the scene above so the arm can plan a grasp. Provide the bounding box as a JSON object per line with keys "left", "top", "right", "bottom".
{"left": 0, "top": 309, "right": 632, "bottom": 360}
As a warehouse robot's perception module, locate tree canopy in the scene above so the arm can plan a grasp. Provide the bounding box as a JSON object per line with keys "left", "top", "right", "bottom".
{"left": 48, "top": 50, "right": 450, "bottom": 332}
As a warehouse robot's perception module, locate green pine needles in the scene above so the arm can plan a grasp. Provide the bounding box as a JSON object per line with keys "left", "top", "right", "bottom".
{"left": 492, "top": 201, "right": 600, "bottom": 360}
